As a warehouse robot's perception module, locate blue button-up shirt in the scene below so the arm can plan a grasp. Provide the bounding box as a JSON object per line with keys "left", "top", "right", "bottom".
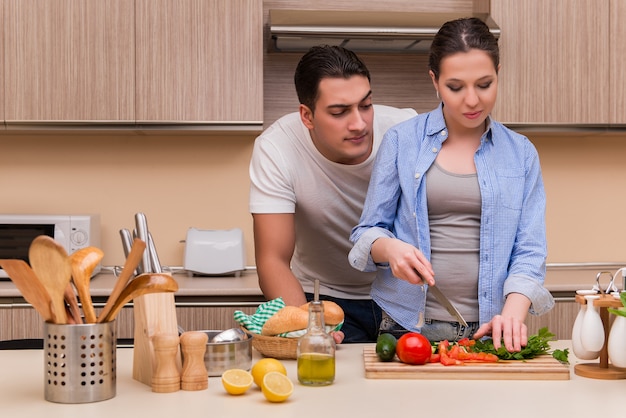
{"left": 349, "top": 105, "right": 554, "bottom": 331}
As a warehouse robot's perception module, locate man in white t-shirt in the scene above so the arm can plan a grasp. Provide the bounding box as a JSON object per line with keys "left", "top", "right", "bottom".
{"left": 249, "top": 45, "right": 416, "bottom": 343}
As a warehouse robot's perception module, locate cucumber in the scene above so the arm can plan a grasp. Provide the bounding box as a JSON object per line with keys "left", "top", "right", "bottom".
{"left": 376, "top": 333, "right": 397, "bottom": 362}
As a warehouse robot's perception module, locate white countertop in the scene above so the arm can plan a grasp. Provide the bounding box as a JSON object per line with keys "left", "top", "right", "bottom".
{"left": 0, "top": 341, "right": 624, "bottom": 417}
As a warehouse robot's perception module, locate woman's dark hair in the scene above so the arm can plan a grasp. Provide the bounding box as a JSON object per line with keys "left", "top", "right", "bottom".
{"left": 294, "top": 45, "right": 371, "bottom": 112}
{"left": 429, "top": 17, "right": 499, "bottom": 80}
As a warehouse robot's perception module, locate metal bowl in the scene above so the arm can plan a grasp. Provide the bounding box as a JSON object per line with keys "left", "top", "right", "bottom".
{"left": 199, "top": 330, "right": 253, "bottom": 377}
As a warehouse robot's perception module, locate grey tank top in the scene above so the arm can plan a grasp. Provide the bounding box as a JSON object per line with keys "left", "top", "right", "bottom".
{"left": 425, "top": 162, "right": 481, "bottom": 322}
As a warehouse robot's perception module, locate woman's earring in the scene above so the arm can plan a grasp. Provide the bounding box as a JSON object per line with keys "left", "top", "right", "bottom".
{"left": 436, "top": 90, "right": 440, "bottom": 99}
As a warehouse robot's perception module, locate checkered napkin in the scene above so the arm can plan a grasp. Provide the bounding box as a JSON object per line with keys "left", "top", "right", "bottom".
{"left": 233, "top": 297, "right": 286, "bottom": 334}
{"left": 234, "top": 297, "right": 344, "bottom": 337}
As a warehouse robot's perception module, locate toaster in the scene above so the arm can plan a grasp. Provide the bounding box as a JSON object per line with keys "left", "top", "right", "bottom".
{"left": 183, "top": 228, "right": 246, "bottom": 276}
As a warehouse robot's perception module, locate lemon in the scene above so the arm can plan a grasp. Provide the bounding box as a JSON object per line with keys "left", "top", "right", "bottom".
{"left": 250, "top": 358, "right": 287, "bottom": 388}
{"left": 261, "top": 371, "right": 294, "bottom": 403}
{"left": 221, "top": 369, "right": 253, "bottom": 395}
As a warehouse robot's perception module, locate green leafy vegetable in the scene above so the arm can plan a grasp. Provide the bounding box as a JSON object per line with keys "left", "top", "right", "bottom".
{"left": 473, "top": 327, "right": 568, "bottom": 363}
{"left": 552, "top": 348, "right": 569, "bottom": 364}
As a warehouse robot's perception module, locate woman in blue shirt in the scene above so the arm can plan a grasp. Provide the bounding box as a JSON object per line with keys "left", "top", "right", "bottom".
{"left": 349, "top": 17, "right": 554, "bottom": 352}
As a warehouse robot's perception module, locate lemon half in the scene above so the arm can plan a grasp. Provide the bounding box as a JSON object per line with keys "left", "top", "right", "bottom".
{"left": 221, "top": 369, "right": 253, "bottom": 395}
{"left": 261, "top": 371, "right": 294, "bottom": 403}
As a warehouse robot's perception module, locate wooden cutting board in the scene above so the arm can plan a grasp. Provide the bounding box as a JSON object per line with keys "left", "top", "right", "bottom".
{"left": 363, "top": 346, "right": 570, "bottom": 380}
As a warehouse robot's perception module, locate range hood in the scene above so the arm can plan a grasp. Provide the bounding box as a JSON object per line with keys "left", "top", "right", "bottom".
{"left": 269, "top": 10, "right": 500, "bottom": 54}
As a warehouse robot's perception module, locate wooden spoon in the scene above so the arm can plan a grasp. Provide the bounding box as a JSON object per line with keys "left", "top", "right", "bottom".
{"left": 70, "top": 246, "right": 104, "bottom": 323}
{"left": 28, "top": 235, "right": 72, "bottom": 324}
{"left": 98, "top": 273, "right": 178, "bottom": 323}
{"left": 97, "top": 238, "right": 146, "bottom": 323}
{"left": 0, "top": 259, "right": 56, "bottom": 323}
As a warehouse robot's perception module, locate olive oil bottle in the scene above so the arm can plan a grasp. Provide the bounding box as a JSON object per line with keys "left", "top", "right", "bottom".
{"left": 297, "top": 280, "right": 336, "bottom": 386}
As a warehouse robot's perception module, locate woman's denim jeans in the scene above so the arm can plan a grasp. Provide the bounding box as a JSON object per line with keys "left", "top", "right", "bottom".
{"left": 379, "top": 310, "right": 479, "bottom": 342}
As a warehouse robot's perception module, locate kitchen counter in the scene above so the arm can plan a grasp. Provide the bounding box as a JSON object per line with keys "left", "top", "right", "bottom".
{"left": 1, "top": 263, "right": 624, "bottom": 300}
{"left": 0, "top": 341, "right": 624, "bottom": 417}
{"left": 0, "top": 269, "right": 264, "bottom": 300}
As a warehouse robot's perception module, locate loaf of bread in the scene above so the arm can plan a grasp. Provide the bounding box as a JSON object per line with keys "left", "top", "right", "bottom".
{"left": 260, "top": 301, "right": 344, "bottom": 336}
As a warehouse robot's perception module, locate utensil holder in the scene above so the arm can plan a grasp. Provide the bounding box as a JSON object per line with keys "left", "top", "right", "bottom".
{"left": 43, "top": 321, "right": 116, "bottom": 403}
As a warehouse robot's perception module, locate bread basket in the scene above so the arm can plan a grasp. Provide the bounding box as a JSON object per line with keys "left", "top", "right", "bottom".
{"left": 242, "top": 328, "right": 298, "bottom": 360}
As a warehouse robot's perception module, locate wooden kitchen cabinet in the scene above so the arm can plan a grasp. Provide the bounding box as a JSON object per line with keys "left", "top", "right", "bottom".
{"left": 1, "top": 300, "right": 261, "bottom": 343}
{"left": 0, "top": 1, "right": 4, "bottom": 124}
{"left": 12, "top": 304, "right": 45, "bottom": 339}
{"left": 0, "top": 303, "right": 12, "bottom": 341}
{"left": 135, "top": 0, "right": 263, "bottom": 125}
{"left": 491, "top": 0, "right": 610, "bottom": 125}
{"left": 3, "top": 0, "right": 263, "bottom": 128}
{"left": 3, "top": 0, "right": 135, "bottom": 123}
{"left": 176, "top": 304, "right": 259, "bottom": 332}
{"left": 610, "top": 0, "right": 626, "bottom": 124}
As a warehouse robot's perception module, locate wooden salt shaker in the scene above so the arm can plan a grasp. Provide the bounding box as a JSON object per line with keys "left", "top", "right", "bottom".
{"left": 151, "top": 333, "right": 181, "bottom": 393}
{"left": 180, "top": 331, "right": 209, "bottom": 390}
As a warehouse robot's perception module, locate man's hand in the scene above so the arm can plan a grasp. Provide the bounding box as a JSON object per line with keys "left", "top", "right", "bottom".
{"left": 331, "top": 330, "right": 345, "bottom": 344}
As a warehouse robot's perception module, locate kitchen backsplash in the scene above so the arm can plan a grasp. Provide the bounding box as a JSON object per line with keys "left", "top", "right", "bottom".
{"left": 3, "top": 131, "right": 626, "bottom": 268}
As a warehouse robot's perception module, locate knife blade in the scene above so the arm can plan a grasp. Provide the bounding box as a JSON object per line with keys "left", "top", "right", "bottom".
{"left": 428, "top": 284, "right": 468, "bottom": 327}
{"left": 134, "top": 212, "right": 151, "bottom": 273}
{"left": 147, "top": 232, "right": 162, "bottom": 274}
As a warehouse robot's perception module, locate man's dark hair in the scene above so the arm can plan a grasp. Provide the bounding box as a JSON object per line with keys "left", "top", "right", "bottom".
{"left": 294, "top": 45, "right": 371, "bottom": 112}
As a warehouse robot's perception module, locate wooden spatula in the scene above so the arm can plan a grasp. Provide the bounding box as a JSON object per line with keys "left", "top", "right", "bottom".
{"left": 0, "top": 259, "right": 56, "bottom": 323}
{"left": 28, "top": 235, "right": 72, "bottom": 324}
{"left": 97, "top": 238, "right": 146, "bottom": 322}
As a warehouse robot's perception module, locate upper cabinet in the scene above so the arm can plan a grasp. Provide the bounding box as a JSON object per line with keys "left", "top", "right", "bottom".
{"left": 135, "top": 0, "right": 263, "bottom": 125}
{"left": 491, "top": 0, "right": 611, "bottom": 125}
{"left": 2, "top": 0, "right": 263, "bottom": 130}
{"left": 0, "top": 2, "right": 4, "bottom": 123}
{"left": 610, "top": 0, "right": 626, "bottom": 124}
{"left": 4, "top": 0, "right": 135, "bottom": 123}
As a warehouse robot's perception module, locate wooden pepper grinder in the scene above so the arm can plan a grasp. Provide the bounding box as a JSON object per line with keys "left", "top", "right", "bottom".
{"left": 180, "top": 331, "right": 209, "bottom": 391}
{"left": 151, "top": 333, "right": 181, "bottom": 393}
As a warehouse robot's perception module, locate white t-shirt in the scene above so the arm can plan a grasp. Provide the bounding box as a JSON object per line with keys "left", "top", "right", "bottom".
{"left": 249, "top": 105, "right": 417, "bottom": 299}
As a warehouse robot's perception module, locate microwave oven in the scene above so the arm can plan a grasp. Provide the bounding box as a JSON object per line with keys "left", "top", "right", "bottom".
{"left": 0, "top": 214, "right": 101, "bottom": 279}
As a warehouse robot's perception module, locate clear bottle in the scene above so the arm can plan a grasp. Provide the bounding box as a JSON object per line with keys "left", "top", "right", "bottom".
{"left": 297, "top": 295, "right": 336, "bottom": 386}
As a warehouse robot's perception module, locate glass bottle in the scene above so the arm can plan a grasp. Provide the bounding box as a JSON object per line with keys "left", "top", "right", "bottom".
{"left": 297, "top": 282, "right": 335, "bottom": 386}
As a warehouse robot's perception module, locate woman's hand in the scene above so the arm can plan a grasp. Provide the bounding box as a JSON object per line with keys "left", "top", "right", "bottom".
{"left": 473, "top": 293, "right": 531, "bottom": 352}
{"left": 371, "top": 238, "right": 435, "bottom": 285}
{"left": 473, "top": 314, "right": 527, "bottom": 352}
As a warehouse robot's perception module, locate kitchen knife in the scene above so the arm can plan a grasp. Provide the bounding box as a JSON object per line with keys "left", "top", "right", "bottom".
{"left": 135, "top": 212, "right": 151, "bottom": 273}
{"left": 120, "top": 228, "right": 139, "bottom": 275}
{"left": 119, "top": 228, "right": 132, "bottom": 258}
{"left": 428, "top": 284, "right": 468, "bottom": 327}
{"left": 147, "top": 232, "right": 162, "bottom": 273}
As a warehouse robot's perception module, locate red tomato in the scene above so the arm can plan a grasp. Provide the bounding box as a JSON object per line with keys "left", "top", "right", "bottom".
{"left": 396, "top": 332, "right": 432, "bottom": 365}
